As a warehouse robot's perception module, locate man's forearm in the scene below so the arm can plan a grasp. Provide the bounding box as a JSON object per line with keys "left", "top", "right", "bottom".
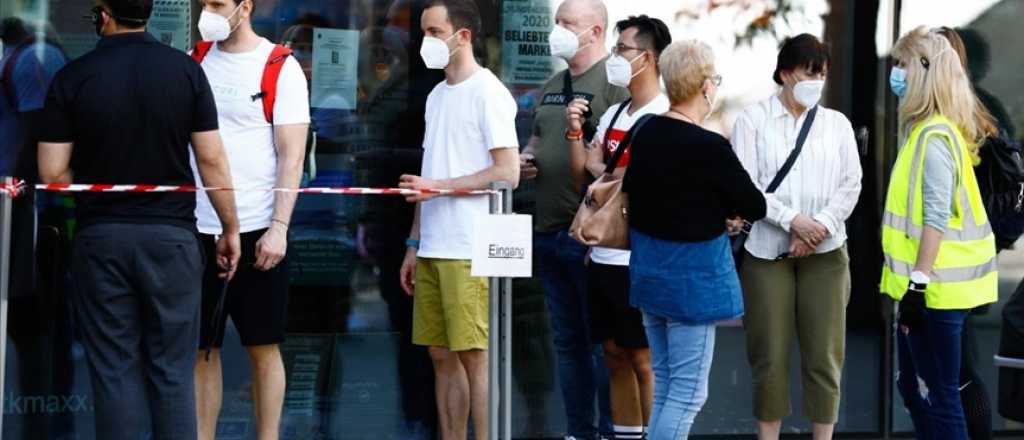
{"left": 42, "top": 169, "right": 73, "bottom": 184}
{"left": 409, "top": 203, "right": 421, "bottom": 240}
{"left": 197, "top": 156, "right": 239, "bottom": 233}
{"left": 568, "top": 138, "right": 588, "bottom": 189}
{"left": 270, "top": 145, "right": 305, "bottom": 226}
{"left": 270, "top": 124, "right": 309, "bottom": 226}
{"left": 208, "top": 191, "right": 240, "bottom": 233}
{"left": 584, "top": 140, "right": 608, "bottom": 180}
{"left": 38, "top": 142, "right": 74, "bottom": 184}
{"left": 439, "top": 158, "right": 519, "bottom": 190}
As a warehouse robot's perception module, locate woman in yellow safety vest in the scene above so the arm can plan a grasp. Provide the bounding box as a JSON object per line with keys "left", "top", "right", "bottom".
{"left": 880, "top": 26, "right": 998, "bottom": 439}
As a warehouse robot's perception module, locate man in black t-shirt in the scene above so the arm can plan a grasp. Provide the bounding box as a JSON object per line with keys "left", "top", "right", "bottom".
{"left": 36, "top": 1, "right": 240, "bottom": 438}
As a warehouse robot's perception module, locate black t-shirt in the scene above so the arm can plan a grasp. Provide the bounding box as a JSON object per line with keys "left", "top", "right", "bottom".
{"left": 623, "top": 115, "right": 766, "bottom": 242}
{"left": 39, "top": 32, "right": 218, "bottom": 231}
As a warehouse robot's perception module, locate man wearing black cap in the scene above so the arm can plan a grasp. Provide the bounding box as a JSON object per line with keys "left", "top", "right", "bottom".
{"left": 36, "top": 1, "right": 241, "bottom": 438}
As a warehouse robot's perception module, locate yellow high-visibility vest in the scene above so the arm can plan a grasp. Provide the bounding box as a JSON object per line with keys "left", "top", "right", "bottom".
{"left": 880, "top": 114, "right": 998, "bottom": 309}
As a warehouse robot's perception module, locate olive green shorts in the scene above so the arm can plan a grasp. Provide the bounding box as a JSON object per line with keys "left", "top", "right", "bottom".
{"left": 412, "top": 258, "right": 489, "bottom": 352}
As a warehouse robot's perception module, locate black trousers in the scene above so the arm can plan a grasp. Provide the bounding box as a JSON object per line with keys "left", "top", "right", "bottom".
{"left": 70, "top": 223, "right": 203, "bottom": 440}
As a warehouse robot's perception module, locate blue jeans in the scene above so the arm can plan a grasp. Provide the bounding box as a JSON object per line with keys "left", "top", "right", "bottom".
{"left": 897, "top": 308, "right": 969, "bottom": 440}
{"left": 643, "top": 311, "right": 715, "bottom": 440}
{"left": 535, "top": 230, "right": 613, "bottom": 437}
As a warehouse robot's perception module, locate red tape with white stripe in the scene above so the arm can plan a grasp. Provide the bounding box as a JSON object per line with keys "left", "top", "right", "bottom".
{"left": 0, "top": 180, "right": 495, "bottom": 199}
{"left": 0, "top": 179, "right": 25, "bottom": 198}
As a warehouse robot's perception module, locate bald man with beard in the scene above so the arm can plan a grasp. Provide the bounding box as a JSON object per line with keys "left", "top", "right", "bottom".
{"left": 519, "top": 0, "right": 627, "bottom": 438}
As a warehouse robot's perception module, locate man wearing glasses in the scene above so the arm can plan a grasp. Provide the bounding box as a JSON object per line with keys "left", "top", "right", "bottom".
{"left": 566, "top": 15, "right": 671, "bottom": 440}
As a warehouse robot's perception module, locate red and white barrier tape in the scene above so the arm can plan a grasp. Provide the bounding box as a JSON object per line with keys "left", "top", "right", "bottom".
{"left": 0, "top": 179, "right": 495, "bottom": 199}
{"left": 0, "top": 179, "right": 25, "bottom": 198}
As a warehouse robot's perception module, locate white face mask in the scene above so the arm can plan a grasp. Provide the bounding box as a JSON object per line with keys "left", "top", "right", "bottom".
{"left": 198, "top": 4, "right": 243, "bottom": 42}
{"left": 793, "top": 79, "right": 825, "bottom": 108}
{"left": 420, "top": 30, "right": 462, "bottom": 70}
{"left": 549, "top": 25, "right": 591, "bottom": 60}
{"left": 605, "top": 52, "right": 645, "bottom": 88}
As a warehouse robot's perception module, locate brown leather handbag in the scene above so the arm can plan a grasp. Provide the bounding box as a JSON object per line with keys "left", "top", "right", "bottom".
{"left": 570, "top": 112, "right": 654, "bottom": 249}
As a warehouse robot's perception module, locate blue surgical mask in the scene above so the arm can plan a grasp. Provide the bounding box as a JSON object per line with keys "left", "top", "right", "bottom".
{"left": 889, "top": 66, "right": 907, "bottom": 98}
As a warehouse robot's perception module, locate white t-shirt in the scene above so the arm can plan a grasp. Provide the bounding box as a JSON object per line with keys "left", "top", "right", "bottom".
{"left": 589, "top": 94, "right": 670, "bottom": 266}
{"left": 191, "top": 38, "right": 311, "bottom": 235}
{"left": 418, "top": 69, "right": 519, "bottom": 259}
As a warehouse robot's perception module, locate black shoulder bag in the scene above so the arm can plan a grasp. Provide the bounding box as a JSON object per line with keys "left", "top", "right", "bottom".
{"left": 731, "top": 106, "right": 818, "bottom": 266}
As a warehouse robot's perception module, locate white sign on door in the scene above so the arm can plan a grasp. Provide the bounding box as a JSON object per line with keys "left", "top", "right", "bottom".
{"left": 471, "top": 214, "right": 533, "bottom": 278}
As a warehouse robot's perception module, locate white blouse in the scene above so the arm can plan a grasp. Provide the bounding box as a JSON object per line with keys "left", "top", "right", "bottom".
{"left": 731, "top": 95, "right": 863, "bottom": 260}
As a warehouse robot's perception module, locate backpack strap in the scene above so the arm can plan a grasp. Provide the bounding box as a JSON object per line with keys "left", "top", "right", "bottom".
{"left": 191, "top": 41, "right": 214, "bottom": 63}
{"left": 259, "top": 44, "right": 293, "bottom": 124}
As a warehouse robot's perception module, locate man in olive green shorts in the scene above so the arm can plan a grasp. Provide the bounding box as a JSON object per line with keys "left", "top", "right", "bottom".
{"left": 396, "top": 1, "right": 520, "bottom": 439}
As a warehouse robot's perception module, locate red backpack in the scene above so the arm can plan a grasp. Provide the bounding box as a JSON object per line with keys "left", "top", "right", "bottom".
{"left": 191, "top": 41, "right": 293, "bottom": 124}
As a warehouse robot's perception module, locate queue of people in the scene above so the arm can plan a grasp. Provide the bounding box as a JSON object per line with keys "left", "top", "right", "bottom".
{"left": 8, "top": 0, "right": 1003, "bottom": 439}
{"left": 531, "top": 4, "right": 996, "bottom": 440}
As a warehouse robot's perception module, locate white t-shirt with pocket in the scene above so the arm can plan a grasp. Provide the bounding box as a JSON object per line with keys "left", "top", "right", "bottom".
{"left": 589, "top": 94, "right": 670, "bottom": 266}
{"left": 191, "top": 38, "right": 311, "bottom": 235}
{"left": 418, "top": 69, "right": 519, "bottom": 259}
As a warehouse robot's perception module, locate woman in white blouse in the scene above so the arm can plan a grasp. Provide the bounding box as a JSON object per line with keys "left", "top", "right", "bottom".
{"left": 730, "top": 34, "right": 862, "bottom": 440}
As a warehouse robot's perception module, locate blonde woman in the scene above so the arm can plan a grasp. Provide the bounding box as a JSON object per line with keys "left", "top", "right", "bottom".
{"left": 622, "top": 40, "right": 766, "bottom": 439}
{"left": 880, "top": 26, "right": 998, "bottom": 439}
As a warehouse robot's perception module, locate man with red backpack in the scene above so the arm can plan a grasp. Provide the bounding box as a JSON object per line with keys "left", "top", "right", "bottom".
{"left": 189, "top": 1, "right": 310, "bottom": 439}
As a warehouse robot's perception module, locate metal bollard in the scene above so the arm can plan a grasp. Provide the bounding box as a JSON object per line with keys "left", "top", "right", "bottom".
{"left": 487, "top": 181, "right": 513, "bottom": 440}
{"left": 995, "top": 355, "right": 1024, "bottom": 370}
{"left": 0, "top": 176, "right": 14, "bottom": 432}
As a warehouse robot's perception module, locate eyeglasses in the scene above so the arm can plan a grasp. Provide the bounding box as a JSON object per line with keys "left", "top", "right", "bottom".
{"left": 611, "top": 43, "right": 646, "bottom": 56}
{"left": 707, "top": 74, "right": 723, "bottom": 87}
{"left": 85, "top": 5, "right": 104, "bottom": 23}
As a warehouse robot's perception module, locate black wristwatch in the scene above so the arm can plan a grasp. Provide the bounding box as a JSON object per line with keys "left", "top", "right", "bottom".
{"left": 909, "top": 270, "right": 930, "bottom": 292}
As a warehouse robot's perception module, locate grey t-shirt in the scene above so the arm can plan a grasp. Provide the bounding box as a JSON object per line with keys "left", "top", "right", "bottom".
{"left": 531, "top": 58, "right": 630, "bottom": 233}
{"left": 922, "top": 136, "right": 956, "bottom": 231}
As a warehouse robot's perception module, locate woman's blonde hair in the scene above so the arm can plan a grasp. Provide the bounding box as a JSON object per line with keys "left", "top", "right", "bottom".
{"left": 659, "top": 39, "right": 715, "bottom": 105}
{"left": 933, "top": 26, "right": 999, "bottom": 138}
{"left": 892, "top": 26, "right": 987, "bottom": 161}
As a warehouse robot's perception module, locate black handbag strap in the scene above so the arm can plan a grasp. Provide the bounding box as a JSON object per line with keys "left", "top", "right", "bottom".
{"left": 563, "top": 70, "right": 595, "bottom": 141}
{"left": 562, "top": 69, "right": 573, "bottom": 100}
{"left": 603, "top": 113, "right": 655, "bottom": 175}
{"left": 602, "top": 99, "right": 632, "bottom": 167}
{"left": 765, "top": 106, "right": 818, "bottom": 193}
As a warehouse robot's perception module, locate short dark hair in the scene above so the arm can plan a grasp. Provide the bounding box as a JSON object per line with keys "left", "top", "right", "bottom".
{"left": 101, "top": 0, "right": 153, "bottom": 27}
{"left": 773, "top": 33, "right": 830, "bottom": 85}
{"left": 1, "top": 17, "right": 29, "bottom": 44}
{"left": 615, "top": 15, "right": 672, "bottom": 60}
{"left": 423, "top": 0, "right": 481, "bottom": 41}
